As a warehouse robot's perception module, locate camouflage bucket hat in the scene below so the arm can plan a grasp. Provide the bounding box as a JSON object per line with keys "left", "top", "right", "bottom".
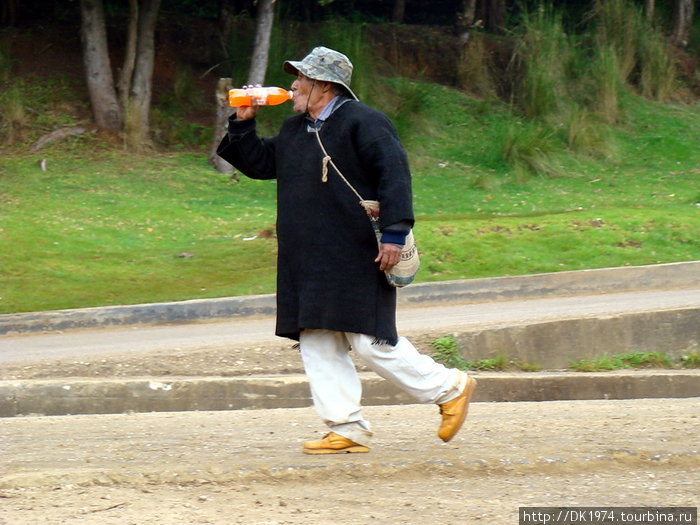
{"left": 284, "top": 46, "right": 358, "bottom": 101}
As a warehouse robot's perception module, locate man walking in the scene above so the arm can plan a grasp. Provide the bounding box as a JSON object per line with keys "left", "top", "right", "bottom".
{"left": 217, "top": 46, "right": 476, "bottom": 454}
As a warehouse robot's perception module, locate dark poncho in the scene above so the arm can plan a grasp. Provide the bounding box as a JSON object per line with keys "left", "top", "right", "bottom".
{"left": 217, "top": 100, "right": 414, "bottom": 345}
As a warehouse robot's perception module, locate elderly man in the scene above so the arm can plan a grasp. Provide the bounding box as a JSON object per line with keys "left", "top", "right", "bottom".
{"left": 217, "top": 46, "right": 476, "bottom": 454}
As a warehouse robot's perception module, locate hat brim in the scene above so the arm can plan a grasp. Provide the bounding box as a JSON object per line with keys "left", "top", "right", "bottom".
{"left": 283, "top": 60, "right": 359, "bottom": 101}
{"left": 283, "top": 60, "right": 302, "bottom": 76}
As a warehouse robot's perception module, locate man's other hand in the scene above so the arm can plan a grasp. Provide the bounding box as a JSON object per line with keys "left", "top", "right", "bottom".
{"left": 375, "top": 243, "right": 402, "bottom": 271}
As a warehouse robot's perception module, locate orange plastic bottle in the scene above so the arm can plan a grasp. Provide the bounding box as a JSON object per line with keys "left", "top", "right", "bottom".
{"left": 228, "top": 86, "right": 293, "bottom": 107}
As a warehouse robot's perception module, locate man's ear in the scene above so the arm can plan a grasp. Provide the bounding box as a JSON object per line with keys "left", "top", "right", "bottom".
{"left": 319, "top": 81, "right": 335, "bottom": 94}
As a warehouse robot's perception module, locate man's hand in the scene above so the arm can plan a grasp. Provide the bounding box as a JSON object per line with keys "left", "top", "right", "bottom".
{"left": 375, "top": 243, "right": 402, "bottom": 271}
{"left": 236, "top": 104, "right": 258, "bottom": 120}
{"left": 236, "top": 85, "right": 261, "bottom": 120}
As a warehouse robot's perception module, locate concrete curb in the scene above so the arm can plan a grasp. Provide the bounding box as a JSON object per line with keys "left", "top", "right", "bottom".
{"left": 2, "top": 370, "right": 698, "bottom": 417}
{"left": 452, "top": 306, "right": 700, "bottom": 368}
{"left": 1, "top": 261, "right": 698, "bottom": 335}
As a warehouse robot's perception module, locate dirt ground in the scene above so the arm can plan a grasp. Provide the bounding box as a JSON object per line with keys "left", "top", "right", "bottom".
{"left": 0, "top": 327, "right": 450, "bottom": 384}
{"left": 1, "top": 399, "right": 698, "bottom": 525}
{"left": 0, "top": 341, "right": 302, "bottom": 381}
{"left": 2, "top": 466, "right": 697, "bottom": 525}
{"left": 1, "top": 335, "right": 452, "bottom": 381}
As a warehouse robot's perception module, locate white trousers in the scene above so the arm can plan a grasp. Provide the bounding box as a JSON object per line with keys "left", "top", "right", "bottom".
{"left": 299, "top": 329, "right": 467, "bottom": 445}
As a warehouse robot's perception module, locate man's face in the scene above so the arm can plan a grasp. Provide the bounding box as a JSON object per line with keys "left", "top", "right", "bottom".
{"left": 291, "top": 72, "right": 316, "bottom": 113}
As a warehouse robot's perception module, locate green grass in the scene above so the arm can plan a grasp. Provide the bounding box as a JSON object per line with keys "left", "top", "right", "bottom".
{"left": 430, "top": 336, "right": 470, "bottom": 369}
{"left": 570, "top": 352, "right": 676, "bottom": 372}
{"left": 0, "top": 79, "right": 698, "bottom": 314}
{"left": 430, "top": 336, "right": 541, "bottom": 372}
{"left": 681, "top": 353, "right": 700, "bottom": 368}
{"left": 0, "top": 151, "right": 279, "bottom": 311}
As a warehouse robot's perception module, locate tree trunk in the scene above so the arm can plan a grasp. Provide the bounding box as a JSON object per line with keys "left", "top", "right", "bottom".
{"left": 210, "top": 78, "right": 235, "bottom": 176}
{"left": 217, "top": 0, "right": 235, "bottom": 57}
{"left": 670, "top": 0, "right": 694, "bottom": 47}
{"left": 485, "top": 0, "right": 506, "bottom": 34}
{"left": 209, "top": 3, "right": 236, "bottom": 174}
{"left": 392, "top": 0, "right": 406, "bottom": 23}
{"left": 456, "top": 0, "right": 478, "bottom": 39}
{"left": 125, "top": 0, "right": 161, "bottom": 151}
{"left": 246, "top": 0, "right": 275, "bottom": 85}
{"left": 644, "top": 0, "right": 655, "bottom": 22}
{"left": 79, "top": 0, "right": 122, "bottom": 132}
{"left": 118, "top": 0, "right": 138, "bottom": 111}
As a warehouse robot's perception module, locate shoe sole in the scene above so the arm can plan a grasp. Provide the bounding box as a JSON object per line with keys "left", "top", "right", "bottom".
{"left": 303, "top": 445, "right": 370, "bottom": 455}
{"left": 439, "top": 376, "right": 478, "bottom": 442}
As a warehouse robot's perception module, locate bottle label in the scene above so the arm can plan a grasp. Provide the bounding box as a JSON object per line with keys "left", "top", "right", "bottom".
{"left": 248, "top": 87, "right": 268, "bottom": 105}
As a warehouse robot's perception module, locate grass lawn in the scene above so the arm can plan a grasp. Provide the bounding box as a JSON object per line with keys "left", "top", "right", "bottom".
{"left": 0, "top": 83, "right": 698, "bottom": 314}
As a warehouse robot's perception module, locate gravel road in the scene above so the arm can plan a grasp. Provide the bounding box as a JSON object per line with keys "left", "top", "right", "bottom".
{"left": 1, "top": 398, "right": 698, "bottom": 524}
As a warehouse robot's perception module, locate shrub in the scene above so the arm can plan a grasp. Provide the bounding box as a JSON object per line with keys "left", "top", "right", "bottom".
{"left": 594, "top": 0, "right": 677, "bottom": 101}
{"left": 511, "top": 5, "right": 572, "bottom": 121}
{"left": 594, "top": 0, "right": 640, "bottom": 83}
{"left": 589, "top": 44, "right": 623, "bottom": 123}
{"left": 502, "top": 122, "right": 562, "bottom": 179}
{"left": 431, "top": 336, "right": 470, "bottom": 370}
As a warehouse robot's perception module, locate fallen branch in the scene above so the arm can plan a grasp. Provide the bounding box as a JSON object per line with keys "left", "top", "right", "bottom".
{"left": 82, "top": 502, "right": 129, "bottom": 514}
{"left": 30, "top": 126, "right": 88, "bottom": 152}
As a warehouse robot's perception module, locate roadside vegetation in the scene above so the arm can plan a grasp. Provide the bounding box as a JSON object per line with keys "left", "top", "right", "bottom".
{"left": 0, "top": 3, "right": 698, "bottom": 314}
{"left": 430, "top": 336, "right": 700, "bottom": 372}
{"left": 430, "top": 336, "right": 542, "bottom": 372}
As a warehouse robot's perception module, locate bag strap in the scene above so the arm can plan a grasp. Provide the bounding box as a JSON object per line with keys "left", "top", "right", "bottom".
{"left": 313, "top": 127, "right": 399, "bottom": 243}
{"left": 313, "top": 128, "right": 381, "bottom": 221}
{"left": 313, "top": 127, "right": 366, "bottom": 204}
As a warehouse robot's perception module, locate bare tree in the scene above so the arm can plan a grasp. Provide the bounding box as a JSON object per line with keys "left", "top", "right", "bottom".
{"left": 670, "top": 0, "right": 694, "bottom": 47}
{"left": 247, "top": 0, "right": 276, "bottom": 85}
{"left": 80, "top": 0, "right": 122, "bottom": 132}
{"left": 118, "top": 0, "right": 139, "bottom": 112}
{"left": 124, "top": 0, "right": 161, "bottom": 151}
{"left": 79, "top": 0, "right": 161, "bottom": 150}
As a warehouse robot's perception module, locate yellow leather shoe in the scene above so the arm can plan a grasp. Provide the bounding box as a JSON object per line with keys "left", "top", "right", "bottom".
{"left": 437, "top": 375, "right": 477, "bottom": 442}
{"left": 302, "top": 432, "right": 370, "bottom": 454}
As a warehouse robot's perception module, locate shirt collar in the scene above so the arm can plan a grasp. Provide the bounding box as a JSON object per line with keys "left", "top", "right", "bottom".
{"left": 316, "top": 96, "right": 341, "bottom": 122}
{"left": 306, "top": 95, "right": 351, "bottom": 128}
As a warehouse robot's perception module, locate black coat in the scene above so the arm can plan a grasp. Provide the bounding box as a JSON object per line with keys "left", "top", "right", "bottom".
{"left": 217, "top": 100, "right": 414, "bottom": 345}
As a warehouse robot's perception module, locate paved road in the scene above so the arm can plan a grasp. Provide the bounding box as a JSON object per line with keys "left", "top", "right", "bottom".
{"left": 2, "top": 288, "right": 699, "bottom": 364}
